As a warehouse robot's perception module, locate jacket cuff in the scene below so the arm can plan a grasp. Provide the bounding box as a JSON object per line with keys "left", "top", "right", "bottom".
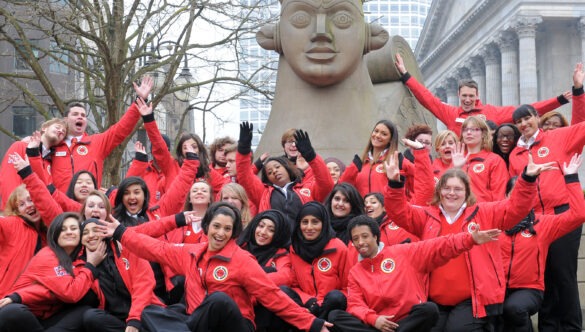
{"left": 399, "top": 72, "right": 411, "bottom": 84}
{"left": 47, "top": 184, "right": 56, "bottom": 195}
{"left": 388, "top": 175, "right": 406, "bottom": 188}
{"left": 113, "top": 224, "right": 128, "bottom": 242}
{"left": 309, "top": 318, "right": 325, "bottom": 332}
{"left": 521, "top": 167, "right": 537, "bottom": 183}
{"left": 17, "top": 165, "right": 32, "bottom": 179}
{"left": 84, "top": 262, "right": 99, "bottom": 278}
{"left": 141, "top": 113, "right": 155, "bottom": 123}
{"left": 127, "top": 320, "right": 141, "bottom": 330}
{"left": 135, "top": 152, "right": 148, "bottom": 162}
{"left": 175, "top": 213, "right": 187, "bottom": 227}
{"left": 565, "top": 173, "right": 579, "bottom": 184}
{"left": 26, "top": 147, "right": 40, "bottom": 157}
{"left": 185, "top": 152, "right": 199, "bottom": 160}
{"left": 254, "top": 157, "right": 264, "bottom": 171}
{"left": 573, "top": 86, "right": 584, "bottom": 97}
{"left": 7, "top": 293, "right": 22, "bottom": 304}
{"left": 557, "top": 94, "right": 569, "bottom": 105}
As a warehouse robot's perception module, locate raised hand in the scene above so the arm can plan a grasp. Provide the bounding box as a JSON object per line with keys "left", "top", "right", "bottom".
{"left": 352, "top": 154, "right": 363, "bottom": 172}
{"left": 86, "top": 240, "right": 107, "bottom": 266}
{"left": 135, "top": 97, "right": 153, "bottom": 116}
{"left": 574, "top": 63, "right": 584, "bottom": 89}
{"left": 394, "top": 53, "right": 407, "bottom": 75}
{"left": 293, "top": 130, "right": 316, "bottom": 162}
{"left": 238, "top": 122, "right": 253, "bottom": 155}
{"left": 401, "top": 138, "right": 424, "bottom": 150}
{"left": 471, "top": 228, "right": 502, "bottom": 244}
{"left": 183, "top": 211, "right": 202, "bottom": 225}
{"left": 384, "top": 151, "right": 401, "bottom": 181}
{"left": 133, "top": 76, "right": 154, "bottom": 100}
{"left": 134, "top": 141, "right": 146, "bottom": 155}
{"left": 27, "top": 131, "right": 41, "bottom": 149}
{"left": 563, "top": 153, "right": 583, "bottom": 175}
{"left": 525, "top": 153, "right": 558, "bottom": 177}
{"left": 451, "top": 142, "right": 469, "bottom": 168}
{"left": 9, "top": 153, "right": 29, "bottom": 171}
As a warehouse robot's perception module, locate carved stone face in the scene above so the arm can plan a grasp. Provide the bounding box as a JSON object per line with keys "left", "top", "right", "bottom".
{"left": 280, "top": 0, "right": 365, "bottom": 86}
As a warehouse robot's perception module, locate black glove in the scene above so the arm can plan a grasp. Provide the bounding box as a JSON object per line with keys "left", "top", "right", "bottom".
{"left": 352, "top": 154, "right": 363, "bottom": 172}
{"left": 304, "top": 297, "right": 320, "bottom": 316}
{"left": 293, "top": 130, "right": 316, "bottom": 162}
{"left": 238, "top": 122, "right": 253, "bottom": 155}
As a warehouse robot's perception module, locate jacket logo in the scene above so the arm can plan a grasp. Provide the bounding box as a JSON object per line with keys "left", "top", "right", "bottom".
{"left": 537, "top": 147, "right": 549, "bottom": 158}
{"left": 317, "top": 258, "right": 332, "bottom": 272}
{"left": 54, "top": 265, "right": 69, "bottom": 277}
{"left": 299, "top": 188, "right": 311, "bottom": 197}
{"left": 76, "top": 145, "right": 88, "bottom": 156}
{"left": 477, "top": 114, "right": 487, "bottom": 121}
{"left": 375, "top": 164, "right": 385, "bottom": 173}
{"left": 472, "top": 164, "right": 485, "bottom": 173}
{"left": 381, "top": 258, "right": 395, "bottom": 273}
{"left": 213, "top": 266, "right": 229, "bottom": 281}
{"left": 467, "top": 222, "right": 480, "bottom": 233}
{"left": 388, "top": 222, "right": 400, "bottom": 230}
{"left": 521, "top": 229, "right": 534, "bottom": 238}
{"left": 122, "top": 258, "right": 130, "bottom": 270}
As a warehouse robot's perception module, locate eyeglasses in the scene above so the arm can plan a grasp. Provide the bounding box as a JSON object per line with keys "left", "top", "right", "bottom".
{"left": 284, "top": 140, "right": 296, "bottom": 146}
{"left": 462, "top": 127, "right": 482, "bottom": 134}
{"left": 440, "top": 187, "right": 465, "bottom": 194}
{"left": 496, "top": 134, "right": 515, "bottom": 141}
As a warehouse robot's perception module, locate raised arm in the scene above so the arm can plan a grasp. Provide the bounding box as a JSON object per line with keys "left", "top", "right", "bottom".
{"left": 295, "top": 130, "right": 334, "bottom": 201}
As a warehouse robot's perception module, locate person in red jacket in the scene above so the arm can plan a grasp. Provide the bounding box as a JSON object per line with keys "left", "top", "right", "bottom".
{"left": 384, "top": 148, "right": 555, "bottom": 331}
{"left": 431, "top": 130, "right": 459, "bottom": 182}
{"left": 106, "top": 202, "right": 332, "bottom": 332}
{"left": 80, "top": 217, "right": 165, "bottom": 332}
{"left": 328, "top": 215, "right": 501, "bottom": 332}
{"left": 0, "top": 212, "right": 105, "bottom": 332}
{"left": 50, "top": 76, "right": 153, "bottom": 192}
{"left": 364, "top": 192, "right": 419, "bottom": 246}
{"left": 236, "top": 122, "right": 334, "bottom": 230}
{"left": 501, "top": 153, "right": 585, "bottom": 331}
{"left": 451, "top": 116, "right": 509, "bottom": 202}
{"left": 394, "top": 53, "right": 570, "bottom": 135}
{"left": 324, "top": 183, "right": 365, "bottom": 245}
{"left": 209, "top": 136, "right": 235, "bottom": 177}
{"left": 0, "top": 118, "right": 67, "bottom": 209}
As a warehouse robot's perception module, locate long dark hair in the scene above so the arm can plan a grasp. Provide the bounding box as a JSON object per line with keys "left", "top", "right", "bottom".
{"left": 361, "top": 119, "right": 399, "bottom": 162}
{"left": 65, "top": 171, "right": 97, "bottom": 201}
{"left": 260, "top": 156, "right": 302, "bottom": 185}
{"left": 324, "top": 183, "right": 365, "bottom": 217}
{"left": 47, "top": 212, "right": 83, "bottom": 276}
{"left": 176, "top": 133, "right": 211, "bottom": 179}
{"left": 113, "top": 177, "right": 150, "bottom": 225}
{"left": 201, "top": 202, "right": 243, "bottom": 239}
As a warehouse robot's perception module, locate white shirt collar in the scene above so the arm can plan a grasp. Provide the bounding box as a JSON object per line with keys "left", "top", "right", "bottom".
{"left": 439, "top": 202, "right": 467, "bottom": 225}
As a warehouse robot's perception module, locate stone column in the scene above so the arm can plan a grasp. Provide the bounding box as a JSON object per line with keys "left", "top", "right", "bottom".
{"left": 516, "top": 15, "right": 542, "bottom": 104}
{"left": 469, "top": 56, "right": 486, "bottom": 100}
{"left": 579, "top": 17, "right": 585, "bottom": 62}
{"left": 444, "top": 78, "right": 459, "bottom": 107}
{"left": 483, "top": 44, "right": 502, "bottom": 105}
{"left": 499, "top": 31, "right": 519, "bottom": 105}
{"left": 434, "top": 87, "right": 447, "bottom": 132}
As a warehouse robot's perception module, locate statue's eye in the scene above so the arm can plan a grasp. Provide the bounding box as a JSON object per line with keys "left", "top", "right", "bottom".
{"left": 331, "top": 11, "right": 353, "bottom": 28}
{"left": 290, "top": 11, "right": 311, "bottom": 28}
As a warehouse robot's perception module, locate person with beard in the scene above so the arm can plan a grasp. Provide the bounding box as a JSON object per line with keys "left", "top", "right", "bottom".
{"left": 324, "top": 183, "right": 365, "bottom": 245}
{"left": 282, "top": 202, "right": 348, "bottom": 321}
{"left": 0, "top": 118, "right": 67, "bottom": 210}
{"left": 238, "top": 210, "right": 294, "bottom": 331}
{"left": 492, "top": 124, "right": 521, "bottom": 170}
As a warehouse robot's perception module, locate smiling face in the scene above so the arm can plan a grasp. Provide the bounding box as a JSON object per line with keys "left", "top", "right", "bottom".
{"left": 370, "top": 123, "right": 391, "bottom": 151}
{"left": 84, "top": 194, "right": 108, "bottom": 220}
{"left": 458, "top": 86, "right": 479, "bottom": 112}
{"left": 73, "top": 173, "right": 95, "bottom": 202}
{"left": 515, "top": 114, "right": 540, "bottom": 139}
{"left": 280, "top": 0, "right": 366, "bottom": 86}
{"left": 330, "top": 191, "right": 351, "bottom": 218}
{"left": 17, "top": 190, "right": 41, "bottom": 222}
{"left": 265, "top": 160, "right": 291, "bottom": 187}
{"left": 439, "top": 177, "right": 467, "bottom": 214}
{"left": 254, "top": 218, "right": 276, "bottom": 246}
{"left": 122, "top": 184, "right": 145, "bottom": 215}
{"left": 58, "top": 217, "right": 81, "bottom": 255}
{"left": 461, "top": 125, "right": 483, "bottom": 149}
{"left": 327, "top": 162, "right": 341, "bottom": 183}
{"left": 67, "top": 106, "right": 88, "bottom": 137}
{"left": 541, "top": 114, "right": 564, "bottom": 131}
{"left": 351, "top": 225, "right": 378, "bottom": 258}
{"left": 207, "top": 214, "right": 234, "bottom": 251}
{"left": 81, "top": 222, "right": 103, "bottom": 252}
{"left": 283, "top": 138, "right": 299, "bottom": 158}
{"left": 189, "top": 182, "right": 212, "bottom": 208}
{"left": 364, "top": 195, "right": 384, "bottom": 218}
{"left": 300, "top": 214, "right": 323, "bottom": 241}
{"left": 496, "top": 126, "right": 516, "bottom": 154}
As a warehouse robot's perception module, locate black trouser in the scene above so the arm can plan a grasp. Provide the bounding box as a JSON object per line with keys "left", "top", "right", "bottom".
{"left": 0, "top": 303, "right": 90, "bottom": 332}
{"left": 83, "top": 308, "right": 127, "bottom": 332}
{"left": 539, "top": 224, "right": 582, "bottom": 332}
{"left": 328, "top": 302, "right": 439, "bottom": 332}
{"left": 141, "top": 292, "right": 254, "bottom": 332}
{"left": 280, "top": 285, "right": 347, "bottom": 320}
{"left": 431, "top": 299, "right": 494, "bottom": 332}
{"left": 502, "top": 288, "right": 543, "bottom": 332}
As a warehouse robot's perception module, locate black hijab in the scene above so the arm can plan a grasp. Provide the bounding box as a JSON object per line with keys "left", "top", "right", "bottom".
{"left": 238, "top": 210, "right": 291, "bottom": 266}
{"left": 291, "top": 202, "right": 335, "bottom": 264}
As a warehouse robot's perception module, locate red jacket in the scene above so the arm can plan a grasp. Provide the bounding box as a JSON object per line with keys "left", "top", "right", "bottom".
{"left": 8, "top": 247, "right": 96, "bottom": 319}
{"left": 379, "top": 215, "right": 420, "bottom": 246}
{"left": 401, "top": 73, "right": 564, "bottom": 134}
{"left": 502, "top": 174, "right": 585, "bottom": 290}
{"left": 119, "top": 230, "right": 324, "bottom": 331}
{"left": 460, "top": 150, "right": 509, "bottom": 203}
{"left": 432, "top": 158, "right": 451, "bottom": 184}
{"left": 289, "top": 238, "right": 348, "bottom": 304}
{"left": 236, "top": 152, "right": 334, "bottom": 212}
{"left": 384, "top": 173, "right": 537, "bottom": 318}
{"left": 51, "top": 102, "right": 141, "bottom": 192}
{"left": 91, "top": 241, "right": 164, "bottom": 326}
{"left": 508, "top": 91, "right": 585, "bottom": 214}
{"left": 348, "top": 233, "right": 476, "bottom": 325}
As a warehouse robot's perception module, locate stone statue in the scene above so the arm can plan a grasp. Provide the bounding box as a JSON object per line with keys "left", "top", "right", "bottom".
{"left": 255, "top": 0, "right": 434, "bottom": 163}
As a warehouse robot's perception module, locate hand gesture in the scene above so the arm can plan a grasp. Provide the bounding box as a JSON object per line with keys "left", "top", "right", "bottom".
{"left": 27, "top": 131, "right": 41, "bottom": 149}
{"left": 563, "top": 153, "right": 583, "bottom": 175}
{"left": 0, "top": 297, "right": 13, "bottom": 308}
{"left": 183, "top": 211, "right": 202, "bottom": 225}
{"left": 134, "top": 141, "right": 146, "bottom": 155}
{"left": 395, "top": 53, "right": 407, "bottom": 75}
{"left": 125, "top": 326, "right": 139, "bottom": 332}
{"left": 562, "top": 90, "right": 573, "bottom": 102}
{"left": 260, "top": 152, "right": 270, "bottom": 163}
{"left": 451, "top": 142, "right": 469, "bottom": 168}
{"left": 296, "top": 155, "right": 309, "bottom": 171}
{"left": 133, "top": 76, "right": 154, "bottom": 100}
{"left": 238, "top": 122, "right": 254, "bottom": 155}
{"left": 352, "top": 154, "right": 363, "bottom": 172}
{"left": 574, "top": 63, "right": 584, "bottom": 90}
{"left": 374, "top": 315, "right": 399, "bottom": 332}
{"left": 293, "top": 130, "right": 316, "bottom": 162}
{"left": 525, "top": 153, "right": 558, "bottom": 177}
{"left": 384, "top": 151, "right": 401, "bottom": 181}
{"left": 471, "top": 228, "right": 502, "bottom": 245}
{"left": 86, "top": 240, "right": 107, "bottom": 266}
{"left": 401, "top": 138, "right": 424, "bottom": 150}
{"left": 95, "top": 215, "right": 121, "bottom": 238}
{"left": 135, "top": 97, "right": 153, "bottom": 116}
{"left": 9, "top": 153, "right": 29, "bottom": 171}
{"left": 319, "top": 321, "right": 333, "bottom": 332}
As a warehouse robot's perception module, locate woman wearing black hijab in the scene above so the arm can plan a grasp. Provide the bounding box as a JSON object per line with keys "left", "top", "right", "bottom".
{"left": 282, "top": 202, "right": 348, "bottom": 320}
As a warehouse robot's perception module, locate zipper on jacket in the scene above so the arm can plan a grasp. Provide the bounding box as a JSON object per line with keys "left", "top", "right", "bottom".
{"left": 506, "top": 235, "right": 516, "bottom": 290}
{"left": 466, "top": 252, "right": 480, "bottom": 318}
{"left": 310, "top": 265, "right": 318, "bottom": 298}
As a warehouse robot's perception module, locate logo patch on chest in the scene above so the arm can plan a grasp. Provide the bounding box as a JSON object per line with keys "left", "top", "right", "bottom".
{"left": 76, "top": 145, "right": 88, "bottom": 156}
{"left": 317, "top": 258, "right": 332, "bottom": 272}
{"left": 388, "top": 222, "right": 400, "bottom": 230}
{"left": 521, "top": 229, "right": 534, "bottom": 238}
{"left": 375, "top": 164, "right": 385, "bottom": 173}
{"left": 467, "top": 222, "right": 480, "bottom": 233}
{"left": 537, "top": 147, "right": 549, "bottom": 158}
{"left": 213, "top": 266, "right": 229, "bottom": 281}
{"left": 381, "top": 258, "right": 395, "bottom": 273}
{"left": 472, "top": 163, "right": 485, "bottom": 173}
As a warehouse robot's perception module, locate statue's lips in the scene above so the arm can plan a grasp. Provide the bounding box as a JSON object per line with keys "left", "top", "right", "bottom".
{"left": 305, "top": 47, "right": 337, "bottom": 61}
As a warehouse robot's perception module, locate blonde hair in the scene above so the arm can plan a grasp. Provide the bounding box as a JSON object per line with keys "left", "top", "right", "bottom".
{"left": 434, "top": 130, "right": 460, "bottom": 155}
{"left": 80, "top": 190, "right": 112, "bottom": 220}
{"left": 5, "top": 185, "right": 29, "bottom": 216}
{"left": 461, "top": 116, "right": 493, "bottom": 152}
{"left": 220, "top": 183, "right": 253, "bottom": 227}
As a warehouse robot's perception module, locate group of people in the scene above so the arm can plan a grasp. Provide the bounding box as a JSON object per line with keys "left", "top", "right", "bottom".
{"left": 0, "top": 55, "right": 584, "bottom": 332}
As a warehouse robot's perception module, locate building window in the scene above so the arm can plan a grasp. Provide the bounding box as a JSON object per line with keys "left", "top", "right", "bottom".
{"left": 12, "top": 106, "right": 37, "bottom": 137}
{"left": 50, "top": 41, "right": 69, "bottom": 74}
{"left": 14, "top": 39, "right": 40, "bottom": 70}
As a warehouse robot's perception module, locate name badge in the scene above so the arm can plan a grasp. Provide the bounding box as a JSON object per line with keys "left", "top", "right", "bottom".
{"left": 455, "top": 118, "right": 465, "bottom": 123}
{"left": 55, "top": 151, "right": 67, "bottom": 157}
